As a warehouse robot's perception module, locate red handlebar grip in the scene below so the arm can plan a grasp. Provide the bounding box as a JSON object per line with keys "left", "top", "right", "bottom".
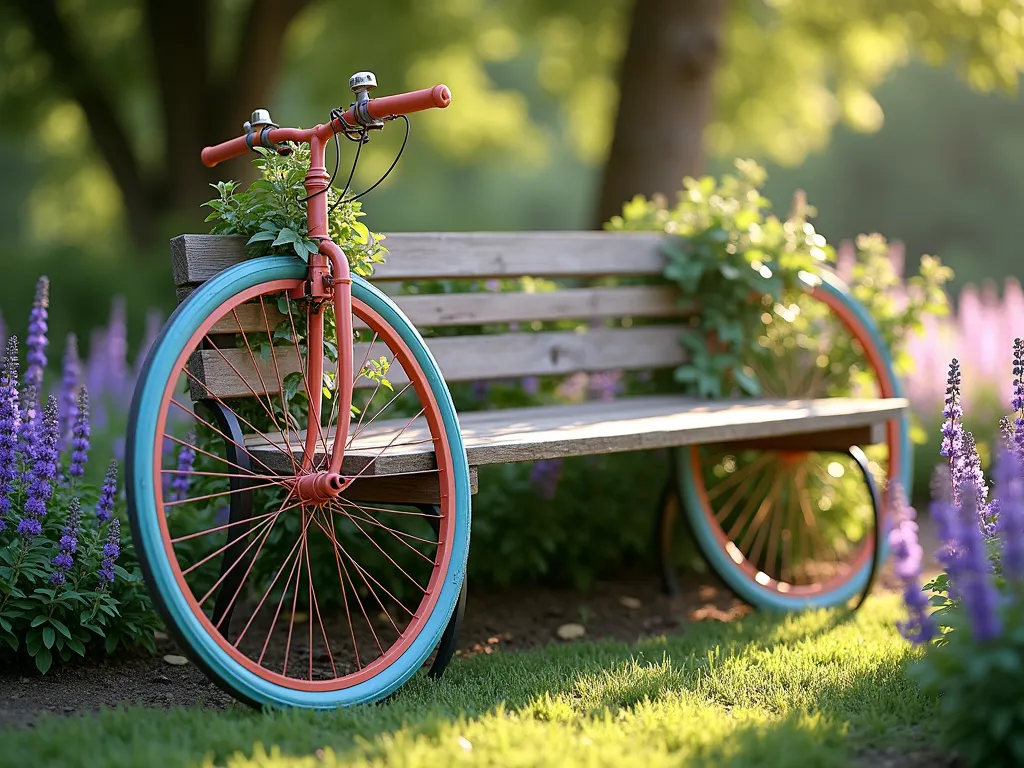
{"left": 368, "top": 84, "right": 451, "bottom": 119}
{"left": 201, "top": 135, "right": 251, "bottom": 168}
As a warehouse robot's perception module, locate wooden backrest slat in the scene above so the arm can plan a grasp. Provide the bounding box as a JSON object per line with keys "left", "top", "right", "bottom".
{"left": 203, "top": 285, "right": 690, "bottom": 335}
{"left": 188, "top": 326, "right": 688, "bottom": 400}
{"left": 171, "top": 232, "right": 668, "bottom": 287}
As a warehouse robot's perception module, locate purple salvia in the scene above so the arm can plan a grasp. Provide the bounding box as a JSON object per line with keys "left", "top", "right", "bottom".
{"left": 530, "top": 459, "right": 563, "bottom": 500}
{"left": 17, "top": 395, "right": 58, "bottom": 539}
{"left": 97, "top": 518, "right": 121, "bottom": 587}
{"left": 50, "top": 497, "right": 81, "bottom": 586}
{"left": 24, "top": 276, "right": 49, "bottom": 393}
{"left": 996, "top": 448, "right": 1024, "bottom": 583}
{"left": 522, "top": 376, "right": 540, "bottom": 397}
{"left": 106, "top": 297, "right": 129, "bottom": 398}
{"left": 58, "top": 333, "right": 81, "bottom": 449}
{"left": 956, "top": 484, "right": 1002, "bottom": 642}
{"left": 133, "top": 308, "right": 163, "bottom": 382}
{"left": 888, "top": 486, "right": 934, "bottom": 645}
{"left": 940, "top": 359, "right": 963, "bottom": 461}
{"left": 95, "top": 460, "right": 118, "bottom": 524}
{"left": 168, "top": 435, "right": 196, "bottom": 503}
{"left": 999, "top": 416, "right": 1015, "bottom": 453}
{"left": 930, "top": 465, "right": 961, "bottom": 601}
{"left": 0, "top": 336, "right": 20, "bottom": 531}
{"left": 67, "top": 389, "right": 90, "bottom": 480}
{"left": 18, "top": 382, "right": 39, "bottom": 462}
{"left": 86, "top": 327, "right": 108, "bottom": 429}
{"left": 1012, "top": 338, "right": 1024, "bottom": 462}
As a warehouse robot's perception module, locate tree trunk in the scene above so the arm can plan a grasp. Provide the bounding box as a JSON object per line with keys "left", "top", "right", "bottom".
{"left": 594, "top": 0, "right": 726, "bottom": 228}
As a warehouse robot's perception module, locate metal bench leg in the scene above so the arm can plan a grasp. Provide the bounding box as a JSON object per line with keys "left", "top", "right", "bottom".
{"left": 847, "top": 444, "right": 884, "bottom": 611}
{"left": 421, "top": 503, "right": 467, "bottom": 679}
{"left": 655, "top": 448, "right": 684, "bottom": 596}
{"left": 197, "top": 400, "right": 255, "bottom": 640}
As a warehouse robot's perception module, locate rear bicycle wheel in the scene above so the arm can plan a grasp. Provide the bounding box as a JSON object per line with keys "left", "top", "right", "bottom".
{"left": 127, "top": 256, "right": 471, "bottom": 708}
{"left": 669, "top": 272, "right": 910, "bottom": 609}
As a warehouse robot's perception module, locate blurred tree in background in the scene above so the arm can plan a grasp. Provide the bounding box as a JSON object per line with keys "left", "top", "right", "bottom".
{"left": 2, "top": 0, "right": 1024, "bottom": 349}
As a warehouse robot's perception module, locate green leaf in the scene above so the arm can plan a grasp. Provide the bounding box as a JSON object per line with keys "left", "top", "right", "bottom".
{"left": 246, "top": 230, "right": 277, "bottom": 244}
{"left": 104, "top": 633, "right": 119, "bottom": 655}
{"left": 50, "top": 618, "right": 71, "bottom": 639}
{"left": 35, "top": 648, "right": 52, "bottom": 675}
{"left": 42, "top": 626, "right": 55, "bottom": 649}
{"left": 272, "top": 228, "right": 300, "bottom": 247}
{"left": 30, "top": 614, "right": 47, "bottom": 627}
{"left": 67, "top": 636, "right": 85, "bottom": 656}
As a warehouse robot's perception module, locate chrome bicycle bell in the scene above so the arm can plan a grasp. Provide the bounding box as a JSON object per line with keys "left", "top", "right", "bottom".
{"left": 243, "top": 108, "right": 278, "bottom": 133}
{"left": 349, "top": 72, "right": 377, "bottom": 96}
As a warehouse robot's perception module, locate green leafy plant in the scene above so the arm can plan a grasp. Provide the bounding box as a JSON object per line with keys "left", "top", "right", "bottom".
{"left": 203, "top": 144, "right": 387, "bottom": 277}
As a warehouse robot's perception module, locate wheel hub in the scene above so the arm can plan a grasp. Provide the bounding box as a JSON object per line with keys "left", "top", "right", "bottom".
{"left": 293, "top": 472, "right": 347, "bottom": 504}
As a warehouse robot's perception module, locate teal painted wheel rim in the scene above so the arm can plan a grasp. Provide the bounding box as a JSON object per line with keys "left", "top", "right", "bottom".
{"left": 677, "top": 272, "right": 911, "bottom": 610}
{"left": 126, "top": 257, "right": 471, "bottom": 708}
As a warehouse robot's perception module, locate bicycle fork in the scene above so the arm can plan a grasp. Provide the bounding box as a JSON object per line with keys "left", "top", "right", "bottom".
{"left": 293, "top": 240, "right": 354, "bottom": 504}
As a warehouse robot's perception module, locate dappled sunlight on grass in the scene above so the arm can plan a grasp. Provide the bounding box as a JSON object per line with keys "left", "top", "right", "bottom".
{"left": 1, "top": 594, "right": 941, "bottom": 767}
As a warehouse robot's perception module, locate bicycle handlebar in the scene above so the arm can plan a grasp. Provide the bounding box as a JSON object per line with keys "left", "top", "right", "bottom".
{"left": 201, "top": 84, "right": 451, "bottom": 168}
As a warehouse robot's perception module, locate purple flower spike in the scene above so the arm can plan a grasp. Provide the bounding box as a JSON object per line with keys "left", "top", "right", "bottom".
{"left": 0, "top": 336, "right": 20, "bottom": 532}
{"left": 24, "top": 276, "right": 49, "bottom": 392}
{"left": 888, "top": 486, "right": 934, "bottom": 645}
{"left": 1012, "top": 338, "right": 1024, "bottom": 462}
{"left": 96, "top": 460, "right": 118, "bottom": 524}
{"left": 940, "top": 359, "right": 963, "bottom": 462}
{"left": 957, "top": 485, "right": 1002, "bottom": 643}
{"left": 106, "top": 297, "right": 129, "bottom": 399}
{"left": 530, "top": 459, "right": 563, "bottom": 500}
{"left": 50, "top": 498, "right": 81, "bottom": 586}
{"left": 58, "top": 333, "right": 81, "bottom": 449}
{"left": 996, "top": 448, "right": 1024, "bottom": 583}
{"left": 19, "top": 395, "right": 59, "bottom": 540}
{"left": 168, "top": 435, "right": 196, "bottom": 503}
{"left": 19, "top": 382, "right": 39, "bottom": 462}
{"left": 67, "top": 389, "right": 91, "bottom": 480}
{"left": 97, "top": 518, "right": 121, "bottom": 587}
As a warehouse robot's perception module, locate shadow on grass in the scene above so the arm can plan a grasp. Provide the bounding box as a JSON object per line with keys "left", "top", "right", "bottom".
{"left": 2, "top": 598, "right": 941, "bottom": 768}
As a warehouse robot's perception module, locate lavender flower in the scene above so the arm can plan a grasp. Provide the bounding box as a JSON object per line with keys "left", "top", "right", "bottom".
{"left": 106, "top": 297, "right": 129, "bottom": 399}
{"left": 0, "top": 337, "right": 20, "bottom": 532}
{"left": 24, "top": 276, "right": 49, "bottom": 392}
{"left": 168, "top": 435, "right": 196, "bottom": 503}
{"left": 50, "top": 498, "right": 81, "bottom": 586}
{"left": 530, "top": 459, "right": 563, "bottom": 500}
{"left": 97, "top": 518, "right": 121, "bottom": 586}
{"left": 86, "top": 327, "right": 108, "bottom": 429}
{"left": 67, "top": 389, "right": 91, "bottom": 480}
{"left": 17, "top": 396, "right": 59, "bottom": 539}
{"left": 940, "top": 359, "right": 963, "bottom": 462}
{"left": 58, "top": 333, "right": 81, "bottom": 449}
{"left": 522, "top": 376, "right": 540, "bottom": 396}
{"left": 889, "top": 486, "right": 934, "bottom": 645}
{"left": 995, "top": 448, "right": 1024, "bottom": 583}
{"left": 956, "top": 484, "right": 1002, "bottom": 642}
{"left": 96, "top": 460, "right": 118, "bottom": 524}
{"left": 19, "top": 382, "right": 39, "bottom": 461}
{"left": 1013, "top": 338, "right": 1024, "bottom": 462}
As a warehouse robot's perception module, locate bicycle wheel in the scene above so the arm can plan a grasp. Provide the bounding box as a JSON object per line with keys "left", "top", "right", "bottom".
{"left": 668, "top": 271, "right": 911, "bottom": 609}
{"left": 127, "top": 256, "right": 471, "bottom": 708}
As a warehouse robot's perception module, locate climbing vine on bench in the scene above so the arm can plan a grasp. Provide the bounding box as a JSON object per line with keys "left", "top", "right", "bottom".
{"left": 607, "top": 159, "right": 951, "bottom": 400}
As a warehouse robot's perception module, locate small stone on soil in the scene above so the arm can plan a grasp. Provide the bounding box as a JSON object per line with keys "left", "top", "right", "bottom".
{"left": 556, "top": 623, "right": 586, "bottom": 640}
{"left": 163, "top": 655, "right": 189, "bottom": 666}
{"left": 618, "top": 596, "right": 642, "bottom": 609}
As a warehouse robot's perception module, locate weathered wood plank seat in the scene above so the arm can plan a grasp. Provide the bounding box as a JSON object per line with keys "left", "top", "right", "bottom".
{"left": 172, "top": 231, "right": 909, "bottom": 494}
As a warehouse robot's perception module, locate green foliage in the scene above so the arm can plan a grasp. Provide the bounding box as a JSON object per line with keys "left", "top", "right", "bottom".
{"left": 608, "top": 160, "right": 952, "bottom": 402}
{"left": 0, "top": 491, "right": 159, "bottom": 675}
{"left": 911, "top": 600, "right": 1024, "bottom": 767}
{"left": 202, "top": 146, "right": 387, "bottom": 278}
{"left": 607, "top": 159, "right": 829, "bottom": 398}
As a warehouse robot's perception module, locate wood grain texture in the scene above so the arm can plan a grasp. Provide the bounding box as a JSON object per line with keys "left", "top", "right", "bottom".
{"left": 188, "top": 286, "right": 690, "bottom": 337}
{"left": 342, "top": 467, "right": 479, "bottom": 503}
{"left": 171, "top": 232, "right": 668, "bottom": 286}
{"left": 245, "top": 395, "right": 909, "bottom": 475}
{"left": 188, "top": 325, "right": 689, "bottom": 399}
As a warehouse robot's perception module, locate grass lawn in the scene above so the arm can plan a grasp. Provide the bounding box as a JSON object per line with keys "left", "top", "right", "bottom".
{"left": 0, "top": 594, "right": 939, "bottom": 768}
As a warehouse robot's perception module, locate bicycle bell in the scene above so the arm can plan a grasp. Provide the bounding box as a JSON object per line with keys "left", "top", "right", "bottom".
{"left": 243, "top": 108, "right": 278, "bottom": 133}
{"left": 349, "top": 72, "right": 384, "bottom": 128}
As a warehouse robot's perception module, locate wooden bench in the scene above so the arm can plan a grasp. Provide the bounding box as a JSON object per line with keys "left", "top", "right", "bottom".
{"left": 170, "top": 231, "right": 908, "bottom": 667}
